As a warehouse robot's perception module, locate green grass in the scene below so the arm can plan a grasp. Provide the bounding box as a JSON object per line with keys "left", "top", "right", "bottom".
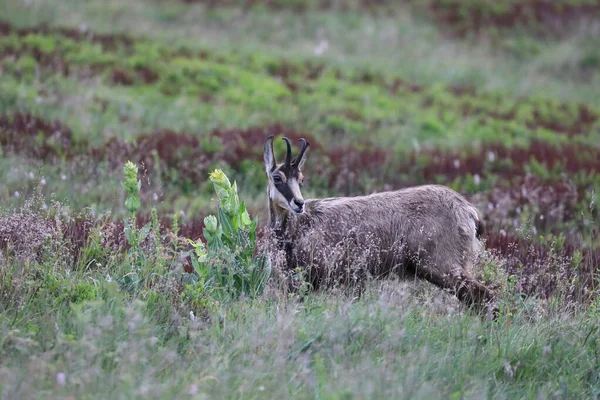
{"left": 3, "top": 0, "right": 600, "bottom": 105}
{"left": 2, "top": 272, "right": 599, "bottom": 399}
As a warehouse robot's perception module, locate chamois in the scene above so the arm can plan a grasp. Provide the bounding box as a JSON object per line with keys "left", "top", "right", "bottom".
{"left": 264, "top": 136, "right": 495, "bottom": 312}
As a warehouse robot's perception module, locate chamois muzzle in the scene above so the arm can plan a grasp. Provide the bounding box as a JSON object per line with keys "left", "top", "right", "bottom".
{"left": 291, "top": 198, "right": 305, "bottom": 214}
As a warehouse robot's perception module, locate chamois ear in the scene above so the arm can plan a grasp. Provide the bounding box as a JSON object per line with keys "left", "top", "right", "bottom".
{"left": 294, "top": 138, "right": 309, "bottom": 171}
{"left": 264, "top": 135, "right": 276, "bottom": 174}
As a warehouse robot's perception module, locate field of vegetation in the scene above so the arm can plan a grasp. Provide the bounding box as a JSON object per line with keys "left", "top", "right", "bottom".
{"left": 1, "top": 0, "right": 600, "bottom": 398}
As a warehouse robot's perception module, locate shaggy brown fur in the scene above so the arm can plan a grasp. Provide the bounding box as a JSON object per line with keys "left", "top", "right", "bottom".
{"left": 264, "top": 136, "right": 495, "bottom": 312}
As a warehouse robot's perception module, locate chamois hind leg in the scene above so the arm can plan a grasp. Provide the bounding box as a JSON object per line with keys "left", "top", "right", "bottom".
{"left": 412, "top": 258, "right": 496, "bottom": 316}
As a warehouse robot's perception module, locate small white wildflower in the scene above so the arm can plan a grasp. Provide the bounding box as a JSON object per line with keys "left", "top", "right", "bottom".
{"left": 61, "top": 174, "right": 67, "bottom": 181}
{"left": 40, "top": 177, "right": 47, "bottom": 185}
{"left": 453, "top": 159, "right": 460, "bottom": 169}
{"left": 499, "top": 229, "right": 507, "bottom": 237}
{"left": 543, "top": 345, "right": 551, "bottom": 356}
{"left": 189, "top": 311, "right": 195, "bottom": 321}
{"left": 540, "top": 214, "right": 544, "bottom": 220}
{"left": 487, "top": 202, "right": 494, "bottom": 211}
{"left": 314, "top": 39, "right": 328, "bottom": 56}
{"left": 503, "top": 360, "right": 514, "bottom": 379}
{"left": 54, "top": 322, "right": 59, "bottom": 332}
{"left": 41, "top": 203, "right": 48, "bottom": 211}
{"left": 188, "top": 384, "right": 198, "bottom": 395}
{"left": 487, "top": 151, "right": 496, "bottom": 162}
{"left": 473, "top": 174, "right": 481, "bottom": 186}
{"left": 96, "top": 262, "right": 102, "bottom": 268}
{"left": 28, "top": 171, "right": 35, "bottom": 179}
{"left": 180, "top": 210, "right": 186, "bottom": 217}
{"left": 14, "top": 191, "right": 20, "bottom": 198}
{"left": 516, "top": 207, "right": 521, "bottom": 214}
{"left": 258, "top": 386, "right": 265, "bottom": 392}
{"left": 105, "top": 274, "right": 112, "bottom": 283}
{"left": 153, "top": 192, "right": 158, "bottom": 201}
{"left": 56, "top": 372, "right": 66, "bottom": 386}
{"left": 521, "top": 187, "right": 528, "bottom": 198}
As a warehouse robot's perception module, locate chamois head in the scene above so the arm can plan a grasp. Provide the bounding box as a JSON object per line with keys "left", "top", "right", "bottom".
{"left": 264, "top": 136, "right": 310, "bottom": 215}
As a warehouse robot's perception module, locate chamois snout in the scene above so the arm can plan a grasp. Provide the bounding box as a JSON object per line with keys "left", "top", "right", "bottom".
{"left": 291, "top": 198, "right": 304, "bottom": 214}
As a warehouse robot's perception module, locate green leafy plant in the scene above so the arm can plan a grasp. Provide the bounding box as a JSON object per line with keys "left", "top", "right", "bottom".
{"left": 188, "top": 169, "right": 271, "bottom": 300}
{"left": 122, "top": 161, "right": 151, "bottom": 253}
{"left": 120, "top": 161, "right": 155, "bottom": 292}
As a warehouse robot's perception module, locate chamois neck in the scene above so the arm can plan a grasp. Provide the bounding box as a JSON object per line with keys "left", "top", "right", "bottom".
{"left": 268, "top": 197, "right": 290, "bottom": 237}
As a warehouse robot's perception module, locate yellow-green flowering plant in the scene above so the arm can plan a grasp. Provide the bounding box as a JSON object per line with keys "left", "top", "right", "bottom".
{"left": 188, "top": 169, "right": 270, "bottom": 299}
{"left": 120, "top": 161, "right": 154, "bottom": 293}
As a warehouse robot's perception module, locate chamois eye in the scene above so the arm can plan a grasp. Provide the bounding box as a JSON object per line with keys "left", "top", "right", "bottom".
{"left": 272, "top": 175, "right": 282, "bottom": 184}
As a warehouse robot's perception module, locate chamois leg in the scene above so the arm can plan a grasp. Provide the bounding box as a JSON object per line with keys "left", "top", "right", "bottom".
{"left": 413, "top": 262, "right": 496, "bottom": 316}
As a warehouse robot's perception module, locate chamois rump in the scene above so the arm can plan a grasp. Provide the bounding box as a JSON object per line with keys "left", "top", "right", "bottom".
{"left": 264, "top": 136, "right": 495, "bottom": 312}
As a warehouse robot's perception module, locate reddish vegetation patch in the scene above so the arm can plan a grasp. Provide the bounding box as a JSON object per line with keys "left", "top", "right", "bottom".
{"left": 0, "top": 21, "right": 133, "bottom": 51}
{"left": 0, "top": 210, "right": 206, "bottom": 267}
{"left": 111, "top": 68, "right": 135, "bottom": 85}
{"left": 324, "top": 145, "right": 390, "bottom": 195}
{"left": 211, "top": 124, "right": 321, "bottom": 167}
{"left": 0, "top": 212, "right": 59, "bottom": 263}
{"left": 176, "top": 0, "right": 394, "bottom": 12}
{"left": 530, "top": 106, "right": 589, "bottom": 136}
{"left": 389, "top": 78, "right": 423, "bottom": 94}
{"left": 415, "top": 140, "right": 600, "bottom": 230}
{"left": 486, "top": 176, "right": 579, "bottom": 231}
{"left": 99, "top": 125, "right": 322, "bottom": 185}
{"left": 111, "top": 66, "right": 159, "bottom": 85}
{"left": 0, "top": 22, "right": 151, "bottom": 86}
{"left": 417, "top": 140, "right": 600, "bottom": 183}
{"left": 483, "top": 230, "right": 598, "bottom": 302}
{"left": 525, "top": 104, "right": 598, "bottom": 136}
{"left": 428, "top": 0, "right": 600, "bottom": 37}
{"left": 0, "top": 113, "right": 325, "bottom": 184}
{"left": 0, "top": 113, "right": 75, "bottom": 160}
{"left": 100, "top": 131, "right": 207, "bottom": 184}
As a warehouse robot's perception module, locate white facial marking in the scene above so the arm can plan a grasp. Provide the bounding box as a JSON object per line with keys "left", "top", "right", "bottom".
{"left": 269, "top": 178, "right": 304, "bottom": 214}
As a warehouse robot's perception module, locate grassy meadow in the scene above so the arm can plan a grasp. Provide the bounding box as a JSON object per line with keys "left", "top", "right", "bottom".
{"left": 1, "top": 0, "right": 600, "bottom": 398}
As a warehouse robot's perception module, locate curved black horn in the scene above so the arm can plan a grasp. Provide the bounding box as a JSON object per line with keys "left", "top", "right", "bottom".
{"left": 282, "top": 137, "right": 292, "bottom": 166}
{"left": 293, "top": 138, "right": 308, "bottom": 165}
